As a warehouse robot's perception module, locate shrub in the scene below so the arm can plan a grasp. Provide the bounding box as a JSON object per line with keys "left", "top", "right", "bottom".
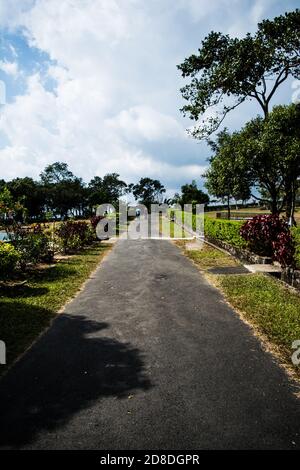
{"left": 11, "top": 226, "right": 53, "bottom": 270}
{"left": 0, "top": 242, "right": 20, "bottom": 278}
{"left": 90, "top": 215, "right": 105, "bottom": 230}
{"left": 273, "top": 231, "right": 295, "bottom": 268}
{"left": 56, "top": 220, "right": 93, "bottom": 253}
{"left": 204, "top": 217, "right": 247, "bottom": 248}
{"left": 240, "top": 215, "right": 295, "bottom": 267}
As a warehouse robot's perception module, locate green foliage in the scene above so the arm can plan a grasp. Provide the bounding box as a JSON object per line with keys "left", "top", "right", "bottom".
{"left": 7, "top": 177, "right": 46, "bottom": 219}
{"left": 178, "top": 9, "right": 300, "bottom": 137}
{"left": 240, "top": 104, "right": 300, "bottom": 215}
{"left": 204, "top": 217, "right": 247, "bottom": 248}
{"left": 176, "top": 180, "right": 210, "bottom": 207}
{"left": 291, "top": 227, "right": 300, "bottom": 269}
{"left": 204, "top": 130, "right": 251, "bottom": 204}
{"left": 132, "top": 177, "right": 166, "bottom": 209}
{"left": 56, "top": 220, "right": 94, "bottom": 253}
{"left": 40, "top": 162, "right": 75, "bottom": 184}
{"left": 11, "top": 227, "right": 53, "bottom": 271}
{"left": 205, "top": 104, "right": 300, "bottom": 216}
{"left": 0, "top": 242, "right": 20, "bottom": 278}
{"left": 88, "top": 173, "right": 127, "bottom": 208}
{"left": 0, "top": 186, "right": 24, "bottom": 222}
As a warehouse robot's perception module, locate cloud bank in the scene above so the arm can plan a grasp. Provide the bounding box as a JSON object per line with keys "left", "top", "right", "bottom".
{"left": 0, "top": 0, "right": 297, "bottom": 193}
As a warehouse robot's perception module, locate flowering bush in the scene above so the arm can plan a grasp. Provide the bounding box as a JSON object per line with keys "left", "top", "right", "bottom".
{"left": 56, "top": 220, "right": 94, "bottom": 253}
{"left": 0, "top": 242, "right": 20, "bottom": 278}
{"left": 240, "top": 214, "right": 295, "bottom": 267}
{"left": 10, "top": 224, "right": 53, "bottom": 270}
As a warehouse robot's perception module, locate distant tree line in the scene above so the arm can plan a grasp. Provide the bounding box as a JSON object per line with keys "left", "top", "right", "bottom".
{"left": 0, "top": 162, "right": 209, "bottom": 222}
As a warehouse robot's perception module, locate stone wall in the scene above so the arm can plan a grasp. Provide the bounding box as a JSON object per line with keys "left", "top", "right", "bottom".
{"left": 205, "top": 236, "right": 273, "bottom": 264}
{"left": 281, "top": 268, "right": 300, "bottom": 291}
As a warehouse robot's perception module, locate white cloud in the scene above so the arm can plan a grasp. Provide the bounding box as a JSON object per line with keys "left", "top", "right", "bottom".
{"left": 0, "top": 60, "right": 19, "bottom": 77}
{"left": 108, "top": 106, "right": 185, "bottom": 142}
{"left": 0, "top": 0, "right": 295, "bottom": 191}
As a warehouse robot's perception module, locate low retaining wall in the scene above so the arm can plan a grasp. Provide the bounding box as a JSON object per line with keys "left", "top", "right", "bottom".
{"left": 205, "top": 236, "right": 273, "bottom": 265}
{"left": 281, "top": 268, "right": 300, "bottom": 291}
{"left": 206, "top": 236, "right": 300, "bottom": 292}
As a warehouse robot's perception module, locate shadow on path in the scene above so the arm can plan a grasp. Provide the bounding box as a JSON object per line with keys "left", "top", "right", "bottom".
{"left": 0, "top": 309, "right": 151, "bottom": 448}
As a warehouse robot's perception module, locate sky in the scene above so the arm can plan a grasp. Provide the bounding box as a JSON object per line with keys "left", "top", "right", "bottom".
{"left": 0, "top": 0, "right": 298, "bottom": 197}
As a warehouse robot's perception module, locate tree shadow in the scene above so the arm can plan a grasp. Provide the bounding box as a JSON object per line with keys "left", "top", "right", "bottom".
{"left": 0, "top": 284, "right": 49, "bottom": 298}
{"left": 31, "top": 264, "right": 77, "bottom": 282}
{"left": 0, "top": 308, "right": 151, "bottom": 448}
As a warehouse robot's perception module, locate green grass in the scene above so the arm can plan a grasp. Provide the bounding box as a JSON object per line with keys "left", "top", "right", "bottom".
{"left": 218, "top": 274, "right": 300, "bottom": 363}
{"left": 179, "top": 242, "right": 300, "bottom": 376}
{"left": 180, "top": 242, "right": 237, "bottom": 269}
{"left": 0, "top": 243, "right": 111, "bottom": 375}
{"left": 160, "top": 216, "right": 190, "bottom": 239}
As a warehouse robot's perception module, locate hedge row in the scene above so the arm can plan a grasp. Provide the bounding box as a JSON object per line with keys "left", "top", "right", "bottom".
{"left": 203, "top": 217, "right": 247, "bottom": 248}
{"left": 203, "top": 217, "right": 300, "bottom": 268}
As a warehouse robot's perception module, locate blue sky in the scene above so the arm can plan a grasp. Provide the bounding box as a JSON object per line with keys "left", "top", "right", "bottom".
{"left": 0, "top": 0, "right": 298, "bottom": 196}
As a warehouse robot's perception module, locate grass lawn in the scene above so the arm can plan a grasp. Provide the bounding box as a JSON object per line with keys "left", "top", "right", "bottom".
{"left": 183, "top": 243, "right": 237, "bottom": 269}
{"left": 0, "top": 243, "right": 111, "bottom": 375}
{"left": 218, "top": 274, "right": 300, "bottom": 358}
{"left": 179, "top": 241, "right": 300, "bottom": 378}
{"left": 205, "top": 207, "right": 300, "bottom": 224}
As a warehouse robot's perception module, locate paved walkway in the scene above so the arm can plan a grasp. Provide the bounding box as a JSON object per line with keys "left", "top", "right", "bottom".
{"left": 0, "top": 239, "right": 299, "bottom": 449}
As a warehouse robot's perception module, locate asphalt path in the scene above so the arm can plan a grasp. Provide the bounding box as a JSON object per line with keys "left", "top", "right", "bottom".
{"left": 0, "top": 238, "right": 299, "bottom": 449}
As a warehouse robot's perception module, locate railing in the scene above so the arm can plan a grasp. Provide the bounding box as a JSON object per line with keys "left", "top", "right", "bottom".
{"left": 216, "top": 212, "right": 269, "bottom": 221}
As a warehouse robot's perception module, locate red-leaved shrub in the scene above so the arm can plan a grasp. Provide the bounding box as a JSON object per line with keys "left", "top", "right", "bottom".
{"left": 272, "top": 231, "right": 295, "bottom": 268}
{"left": 90, "top": 215, "right": 105, "bottom": 230}
{"left": 56, "top": 220, "right": 93, "bottom": 253}
{"left": 240, "top": 214, "right": 295, "bottom": 267}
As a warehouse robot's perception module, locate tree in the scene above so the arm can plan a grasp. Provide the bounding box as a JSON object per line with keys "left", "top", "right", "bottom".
{"left": 7, "top": 177, "right": 45, "bottom": 219}
{"left": 204, "top": 131, "right": 251, "bottom": 218}
{"left": 40, "top": 162, "right": 86, "bottom": 218}
{"left": 0, "top": 186, "right": 24, "bottom": 222}
{"left": 205, "top": 104, "right": 300, "bottom": 219}
{"left": 40, "top": 162, "right": 75, "bottom": 184}
{"left": 87, "top": 173, "right": 127, "bottom": 208}
{"left": 179, "top": 180, "right": 209, "bottom": 206}
{"left": 132, "top": 178, "right": 166, "bottom": 209}
{"left": 178, "top": 9, "right": 300, "bottom": 138}
{"left": 240, "top": 103, "right": 300, "bottom": 221}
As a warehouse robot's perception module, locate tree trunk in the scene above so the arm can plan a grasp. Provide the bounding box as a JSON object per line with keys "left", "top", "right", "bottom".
{"left": 268, "top": 188, "right": 280, "bottom": 215}
{"left": 289, "top": 181, "right": 296, "bottom": 226}
{"left": 285, "top": 180, "right": 297, "bottom": 226}
{"left": 227, "top": 195, "right": 231, "bottom": 220}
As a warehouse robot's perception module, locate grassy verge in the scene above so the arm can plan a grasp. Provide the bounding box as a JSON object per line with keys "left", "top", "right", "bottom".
{"left": 181, "top": 242, "right": 238, "bottom": 269}
{"left": 217, "top": 274, "right": 300, "bottom": 358}
{"left": 0, "top": 243, "right": 111, "bottom": 375}
{"left": 178, "top": 241, "right": 300, "bottom": 378}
